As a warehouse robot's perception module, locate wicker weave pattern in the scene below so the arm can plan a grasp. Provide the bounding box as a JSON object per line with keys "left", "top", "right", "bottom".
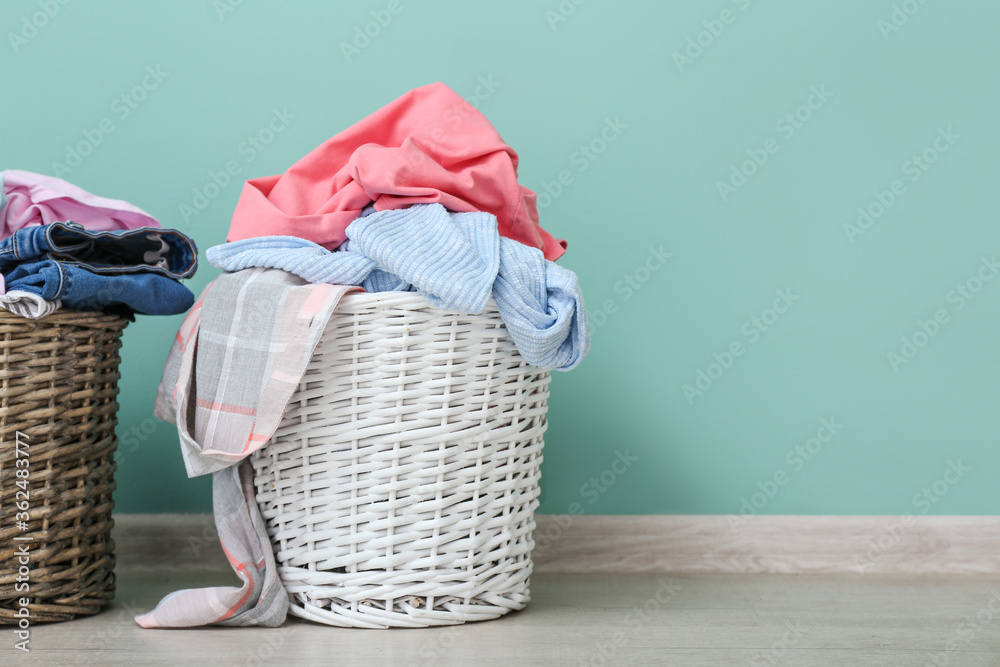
{"left": 251, "top": 292, "right": 550, "bottom": 628}
{"left": 0, "top": 310, "right": 127, "bottom": 624}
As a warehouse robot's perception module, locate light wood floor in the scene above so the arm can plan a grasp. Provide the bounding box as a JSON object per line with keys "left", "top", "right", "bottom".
{"left": 9, "top": 571, "right": 1000, "bottom": 666}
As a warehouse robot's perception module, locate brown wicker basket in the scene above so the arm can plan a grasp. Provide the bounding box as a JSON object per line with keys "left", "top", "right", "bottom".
{"left": 0, "top": 309, "right": 128, "bottom": 623}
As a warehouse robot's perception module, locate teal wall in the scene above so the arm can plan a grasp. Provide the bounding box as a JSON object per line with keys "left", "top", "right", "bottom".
{"left": 3, "top": 1, "right": 998, "bottom": 516}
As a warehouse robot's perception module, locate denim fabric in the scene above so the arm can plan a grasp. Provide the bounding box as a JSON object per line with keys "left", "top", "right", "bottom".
{"left": 0, "top": 222, "right": 197, "bottom": 278}
{"left": 3, "top": 261, "right": 194, "bottom": 314}
{"left": 0, "top": 222, "right": 197, "bottom": 315}
{"left": 208, "top": 204, "right": 589, "bottom": 371}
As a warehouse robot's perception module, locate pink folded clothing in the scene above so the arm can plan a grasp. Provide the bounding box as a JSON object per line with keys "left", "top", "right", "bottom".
{"left": 226, "top": 82, "right": 566, "bottom": 261}
{"left": 1, "top": 170, "right": 161, "bottom": 239}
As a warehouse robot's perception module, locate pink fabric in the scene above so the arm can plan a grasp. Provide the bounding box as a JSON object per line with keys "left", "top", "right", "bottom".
{"left": 1, "top": 170, "right": 161, "bottom": 240}
{"left": 226, "top": 82, "right": 566, "bottom": 261}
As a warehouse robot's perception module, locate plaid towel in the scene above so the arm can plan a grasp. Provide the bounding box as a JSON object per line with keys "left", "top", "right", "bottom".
{"left": 135, "top": 268, "right": 358, "bottom": 628}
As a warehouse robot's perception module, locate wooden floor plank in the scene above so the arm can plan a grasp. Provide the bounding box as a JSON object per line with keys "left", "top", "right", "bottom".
{"left": 13, "top": 514, "right": 996, "bottom": 664}
{"left": 10, "top": 571, "right": 1000, "bottom": 666}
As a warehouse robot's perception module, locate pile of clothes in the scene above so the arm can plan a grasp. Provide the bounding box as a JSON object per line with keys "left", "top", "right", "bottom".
{"left": 138, "top": 82, "right": 590, "bottom": 629}
{"left": 0, "top": 170, "right": 197, "bottom": 318}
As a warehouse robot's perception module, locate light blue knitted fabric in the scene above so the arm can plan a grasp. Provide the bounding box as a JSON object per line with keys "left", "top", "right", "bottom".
{"left": 207, "top": 203, "right": 589, "bottom": 371}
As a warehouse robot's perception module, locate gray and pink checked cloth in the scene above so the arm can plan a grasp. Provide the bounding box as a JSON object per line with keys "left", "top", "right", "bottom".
{"left": 135, "top": 268, "right": 357, "bottom": 628}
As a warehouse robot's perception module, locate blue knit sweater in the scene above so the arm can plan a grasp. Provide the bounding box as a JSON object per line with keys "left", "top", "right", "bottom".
{"left": 207, "top": 204, "right": 589, "bottom": 371}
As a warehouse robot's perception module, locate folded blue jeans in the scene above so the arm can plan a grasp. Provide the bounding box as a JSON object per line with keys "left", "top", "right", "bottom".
{"left": 3, "top": 261, "right": 195, "bottom": 314}
{"left": 0, "top": 222, "right": 198, "bottom": 315}
{"left": 0, "top": 221, "right": 197, "bottom": 278}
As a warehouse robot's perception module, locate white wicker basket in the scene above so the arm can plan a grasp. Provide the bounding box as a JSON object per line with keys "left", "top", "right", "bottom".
{"left": 250, "top": 291, "right": 550, "bottom": 628}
